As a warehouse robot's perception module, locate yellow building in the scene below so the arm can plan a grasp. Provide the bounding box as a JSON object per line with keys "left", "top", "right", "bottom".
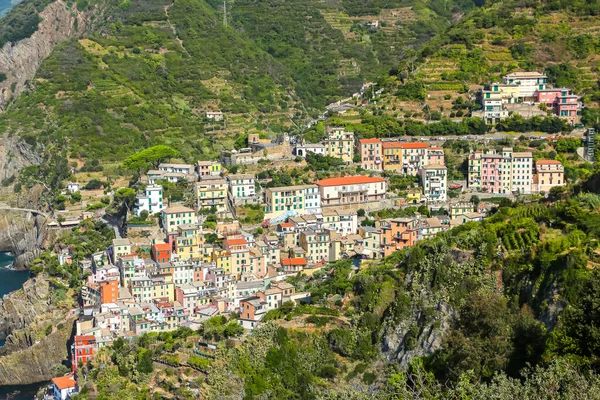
{"left": 130, "top": 275, "right": 175, "bottom": 302}
{"left": 196, "top": 160, "right": 222, "bottom": 177}
{"left": 161, "top": 206, "right": 195, "bottom": 235}
{"left": 196, "top": 178, "right": 227, "bottom": 211}
{"left": 325, "top": 127, "right": 354, "bottom": 163}
{"left": 406, "top": 190, "right": 421, "bottom": 204}
{"left": 382, "top": 142, "right": 403, "bottom": 172}
{"left": 175, "top": 224, "right": 203, "bottom": 261}
{"left": 212, "top": 249, "right": 232, "bottom": 274}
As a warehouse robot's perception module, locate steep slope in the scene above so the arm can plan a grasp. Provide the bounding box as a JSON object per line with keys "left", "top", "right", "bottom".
{"left": 396, "top": 0, "right": 600, "bottom": 108}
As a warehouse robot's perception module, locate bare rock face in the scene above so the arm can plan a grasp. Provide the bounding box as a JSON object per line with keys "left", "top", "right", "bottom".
{"left": 0, "top": 212, "right": 49, "bottom": 269}
{"left": 381, "top": 301, "right": 454, "bottom": 368}
{"left": 0, "top": 0, "right": 92, "bottom": 109}
{"left": 0, "top": 275, "right": 75, "bottom": 385}
{"left": 0, "top": 275, "right": 51, "bottom": 341}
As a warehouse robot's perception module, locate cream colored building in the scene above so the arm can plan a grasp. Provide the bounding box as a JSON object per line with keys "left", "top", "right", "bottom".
{"left": 196, "top": 177, "right": 227, "bottom": 211}
{"left": 162, "top": 206, "right": 196, "bottom": 235}
{"left": 263, "top": 184, "right": 321, "bottom": 222}
{"left": 316, "top": 175, "right": 387, "bottom": 206}
{"left": 534, "top": 160, "right": 565, "bottom": 193}
{"left": 324, "top": 127, "right": 354, "bottom": 163}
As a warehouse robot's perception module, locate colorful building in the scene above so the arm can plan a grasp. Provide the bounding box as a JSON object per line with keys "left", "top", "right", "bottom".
{"left": 196, "top": 177, "right": 227, "bottom": 211}
{"left": 382, "top": 142, "right": 403, "bottom": 172}
{"left": 324, "top": 127, "right": 354, "bottom": 163}
{"left": 534, "top": 160, "right": 565, "bottom": 193}
{"left": 420, "top": 164, "right": 447, "bottom": 202}
{"left": 196, "top": 160, "right": 222, "bottom": 177}
{"left": 316, "top": 175, "right": 387, "bottom": 206}
{"left": 72, "top": 335, "right": 97, "bottom": 371}
{"left": 263, "top": 184, "right": 321, "bottom": 221}
{"left": 358, "top": 138, "right": 383, "bottom": 171}
{"left": 152, "top": 243, "right": 172, "bottom": 264}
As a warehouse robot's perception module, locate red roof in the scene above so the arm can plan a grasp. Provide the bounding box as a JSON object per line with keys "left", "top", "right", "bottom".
{"left": 400, "top": 142, "right": 427, "bottom": 149}
{"left": 282, "top": 257, "right": 307, "bottom": 266}
{"left": 225, "top": 238, "right": 247, "bottom": 246}
{"left": 537, "top": 160, "right": 562, "bottom": 165}
{"left": 75, "top": 335, "right": 96, "bottom": 342}
{"left": 382, "top": 142, "right": 403, "bottom": 149}
{"left": 52, "top": 374, "right": 77, "bottom": 390}
{"left": 153, "top": 243, "right": 171, "bottom": 251}
{"left": 359, "top": 138, "right": 381, "bottom": 144}
{"left": 279, "top": 222, "right": 293, "bottom": 228}
{"left": 316, "top": 175, "right": 385, "bottom": 187}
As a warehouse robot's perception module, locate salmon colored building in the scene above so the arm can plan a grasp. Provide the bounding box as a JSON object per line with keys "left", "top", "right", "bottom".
{"left": 359, "top": 138, "right": 383, "bottom": 171}
{"left": 376, "top": 217, "right": 419, "bottom": 256}
{"left": 152, "top": 243, "right": 172, "bottom": 263}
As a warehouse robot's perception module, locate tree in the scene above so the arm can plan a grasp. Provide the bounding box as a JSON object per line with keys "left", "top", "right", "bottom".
{"left": 123, "top": 145, "right": 179, "bottom": 175}
{"left": 470, "top": 195, "right": 480, "bottom": 206}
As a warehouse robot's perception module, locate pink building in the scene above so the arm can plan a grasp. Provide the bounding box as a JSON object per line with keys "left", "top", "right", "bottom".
{"left": 556, "top": 95, "right": 579, "bottom": 124}
{"left": 427, "top": 147, "right": 445, "bottom": 165}
{"left": 536, "top": 89, "right": 563, "bottom": 106}
{"left": 359, "top": 138, "right": 382, "bottom": 171}
{"left": 481, "top": 154, "right": 503, "bottom": 194}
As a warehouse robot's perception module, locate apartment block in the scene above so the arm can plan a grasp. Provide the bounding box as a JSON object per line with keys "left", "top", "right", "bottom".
{"left": 324, "top": 127, "right": 354, "bottom": 163}
{"left": 534, "top": 160, "right": 565, "bottom": 193}
{"left": 400, "top": 142, "right": 428, "bottom": 175}
{"left": 358, "top": 138, "right": 383, "bottom": 171}
{"left": 196, "top": 177, "right": 227, "bottom": 211}
{"left": 468, "top": 148, "right": 533, "bottom": 194}
{"left": 317, "top": 175, "right": 387, "bottom": 206}
{"left": 134, "top": 184, "right": 164, "bottom": 216}
{"left": 227, "top": 174, "right": 256, "bottom": 205}
{"left": 321, "top": 209, "right": 358, "bottom": 237}
{"left": 161, "top": 206, "right": 196, "bottom": 236}
{"left": 382, "top": 142, "right": 403, "bottom": 172}
{"left": 263, "top": 184, "right": 321, "bottom": 222}
{"left": 420, "top": 165, "right": 447, "bottom": 202}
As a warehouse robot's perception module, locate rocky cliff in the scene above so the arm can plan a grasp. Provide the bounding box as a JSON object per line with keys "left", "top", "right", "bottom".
{"left": 0, "top": 275, "right": 75, "bottom": 385}
{"left": 0, "top": 0, "right": 93, "bottom": 109}
{"left": 0, "top": 211, "right": 49, "bottom": 269}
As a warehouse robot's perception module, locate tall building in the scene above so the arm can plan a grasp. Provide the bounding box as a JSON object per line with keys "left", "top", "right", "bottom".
{"left": 72, "top": 335, "right": 97, "bottom": 371}
{"left": 358, "top": 138, "right": 382, "bottom": 171}
{"left": 534, "top": 160, "right": 565, "bottom": 193}
{"left": 468, "top": 148, "right": 533, "bottom": 194}
{"left": 196, "top": 177, "right": 228, "bottom": 211}
{"left": 227, "top": 174, "right": 256, "bottom": 206}
{"left": 420, "top": 165, "right": 447, "bottom": 202}
{"left": 134, "top": 184, "right": 164, "bottom": 216}
{"left": 263, "top": 185, "right": 321, "bottom": 222}
{"left": 400, "top": 142, "right": 428, "bottom": 175}
{"left": 324, "top": 127, "right": 354, "bottom": 163}
{"left": 382, "top": 142, "right": 403, "bottom": 172}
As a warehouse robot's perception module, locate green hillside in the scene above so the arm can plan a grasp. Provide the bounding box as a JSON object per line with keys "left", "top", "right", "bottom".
{"left": 0, "top": 0, "right": 481, "bottom": 167}
{"left": 384, "top": 0, "right": 600, "bottom": 120}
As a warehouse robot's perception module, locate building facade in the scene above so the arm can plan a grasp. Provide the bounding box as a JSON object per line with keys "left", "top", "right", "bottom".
{"left": 359, "top": 138, "right": 383, "bottom": 171}
{"left": 317, "top": 175, "right": 387, "bottom": 206}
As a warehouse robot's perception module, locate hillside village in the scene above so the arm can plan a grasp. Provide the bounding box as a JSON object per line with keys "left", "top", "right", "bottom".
{"left": 47, "top": 109, "right": 585, "bottom": 394}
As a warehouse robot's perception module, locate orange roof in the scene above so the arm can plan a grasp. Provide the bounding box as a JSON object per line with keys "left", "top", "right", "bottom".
{"left": 382, "top": 141, "right": 403, "bottom": 149}
{"left": 75, "top": 335, "right": 96, "bottom": 341}
{"left": 316, "top": 175, "right": 385, "bottom": 187}
{"left": 225, "top": 238, "right": 247, "bottom": 246}
{"left": 400, "top": 142, "right": 427, "bottom": 149}
{"left": 279, "top": 222, "right": 293, "bottom": 228}
{"left": 153, "top": 243, "right": 171, "bottom": 251}
{"left": 52, "top": 374, "right": 76, "bottom": 390}
{"left": 359, "top": 138, "right": 381, "bottom": 144}
{"left": 537, "top": 160, "right": 562, "bottom": 165}
{"left": 282, "top": 257, "right": 307, "bottom": 266}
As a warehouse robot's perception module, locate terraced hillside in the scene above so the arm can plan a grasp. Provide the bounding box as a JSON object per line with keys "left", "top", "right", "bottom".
{"left": 396, "top": 0, "right": 600, "bottom": 115}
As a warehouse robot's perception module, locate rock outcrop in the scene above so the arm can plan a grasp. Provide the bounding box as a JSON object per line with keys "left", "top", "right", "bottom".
{"left": 0, "top": 0, "right": 93, "bottom": 109}
{"left": 381, "top": 301, "right": 454, "bottom": 368}
{"left": 0, "top": 211, "right": 49, "bottom": 269}
{"left": 0, "top": 317, "right": 74, "bottom": 385}
{"left": 0, "top": 275, "right": 75, "bottom": 385}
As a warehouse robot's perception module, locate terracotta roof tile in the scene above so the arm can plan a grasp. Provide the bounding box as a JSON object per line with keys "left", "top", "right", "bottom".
{"left": 316, "top": 175, "right": 385, "bottom": 187}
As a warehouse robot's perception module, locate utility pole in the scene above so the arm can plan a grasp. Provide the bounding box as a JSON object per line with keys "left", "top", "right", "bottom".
{"left": 223, "top": 0, "right": 227, "bottom": 28}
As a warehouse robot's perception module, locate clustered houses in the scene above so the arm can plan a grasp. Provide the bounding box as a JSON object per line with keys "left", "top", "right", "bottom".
{"left": 477, "top": 71, "right": 582, "bottom": 124}
{"left": 468, "top": 148, "right": 565, "bottom": 194}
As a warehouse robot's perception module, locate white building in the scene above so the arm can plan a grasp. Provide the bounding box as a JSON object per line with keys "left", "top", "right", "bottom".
{"left": 502, "top": 71, "right": 548, "bottom": 99}
{"left": 158, "top": 163, "right": 195, "bottom": 175}
{"left": 292, "top": 143, "right": 326, "bottom": 158}
{"left": 316, "top": 175, "right": 387, "bottom": 206}
{"left": 420, "top": 165, "right": 447, "bottom": 202}
{"left": 227, "top": 174, "right": 256, "bottom": 205}
{"left": 511, "top": 151, "right": 533, "bottom": 194}
{"left": 206, "top": 111, "right": 224, "bottom": 121}
{"left": 263, "top": 185, "right": 322, "bottom": 223}
{"left": 67, "top": 182, "right": 80, "bottom": 193}
{"left": 134, "top": 184, "right": 164, "bottom": 216}
{"left": 322, "top": 209, "right": 358, "bottom": 237}
{"left": 52, "top": 374, "right": 77, "bottom": 400}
